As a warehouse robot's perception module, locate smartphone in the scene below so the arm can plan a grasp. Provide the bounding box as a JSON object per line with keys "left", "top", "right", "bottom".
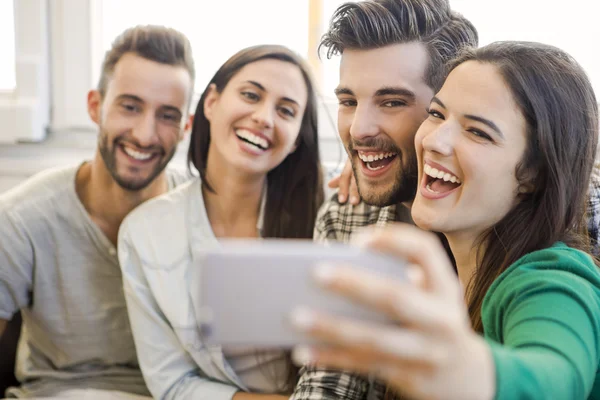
{"left": 195, "top": 239, "right": 407, "bottom": 348}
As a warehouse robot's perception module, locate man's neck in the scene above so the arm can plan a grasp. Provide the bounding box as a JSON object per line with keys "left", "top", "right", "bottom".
{"left": 75, "top": 153, "right": 169, "bottom": 245}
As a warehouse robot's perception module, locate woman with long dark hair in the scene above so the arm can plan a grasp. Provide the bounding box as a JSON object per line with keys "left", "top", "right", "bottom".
{"left": 292, "top": 41, "right": 600, "bottom": 399}
{"left": 119, "top": 45, "right": 323, "bottom": 400}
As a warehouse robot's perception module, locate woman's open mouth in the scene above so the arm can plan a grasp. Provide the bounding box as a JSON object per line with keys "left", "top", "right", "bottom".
{"left": 421, "top": 162, "right": 462, "bottom": 199}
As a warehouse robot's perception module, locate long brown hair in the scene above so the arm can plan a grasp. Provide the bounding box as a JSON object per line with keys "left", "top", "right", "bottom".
{"left": 187, "top": 45, "right": 324, "bottom": 392}
{"left": 188, "top": 45, "right": 324, "bottom": 241}
{"left": 449, "top": 42, "right": 599, "bottom": 331}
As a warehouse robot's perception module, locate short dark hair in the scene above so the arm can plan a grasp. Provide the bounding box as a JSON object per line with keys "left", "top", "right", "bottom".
{"left": 97, "top": 25, "right": 195, "bottom": 97}
{"left": 319, "top": 0, "right": 478, "bottom": 91}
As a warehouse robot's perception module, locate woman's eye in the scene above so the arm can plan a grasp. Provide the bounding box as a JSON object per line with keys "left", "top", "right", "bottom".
{"left": 469, "top": 129, "right": 493, "bottom": 141}
{"left": 427, "top": 109, "right": 444, "bottom": 119}
{"left": 242, "top": 91, "right": 259, "bottom": 101}
{"left": 279, "top": 107, "right": 295, "bottom": 117}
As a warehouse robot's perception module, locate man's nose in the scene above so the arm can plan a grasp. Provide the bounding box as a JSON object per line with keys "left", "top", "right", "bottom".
{"left": 131, "top": 112, "right": 158, "bottom": 147}
{"left": 349, "top": 104, "right": 379, "bottom": 140}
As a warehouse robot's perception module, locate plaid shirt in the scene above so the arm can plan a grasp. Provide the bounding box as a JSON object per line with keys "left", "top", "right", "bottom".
{"left": 588, "top": 166, "right": 600, "bottom": 256}
{"left": 292, "top": 173, "right": 600, "bottom": 400}
{"left": 291, "top": 194, "right": 409, "bottom": 400}
{"left": 312, "top": 195, "right": 411, "bottom": 244}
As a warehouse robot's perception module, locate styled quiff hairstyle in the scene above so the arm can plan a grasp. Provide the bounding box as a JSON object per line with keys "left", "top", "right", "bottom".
{"left": 97, "top": 25, "right": 195, "bottom": 97}
{"left": 319, "top": 0, "right": 478, "bottom": 91}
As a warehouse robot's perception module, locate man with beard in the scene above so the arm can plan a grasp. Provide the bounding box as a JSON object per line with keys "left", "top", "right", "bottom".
{"left": 0, "top": 25, "right": 194, "bottom": 398}
{"left": 291, "top": 0, "right": 478, "bottom": 399}
{"left": 307, "top": 0, "right": 478, "bottom": 243}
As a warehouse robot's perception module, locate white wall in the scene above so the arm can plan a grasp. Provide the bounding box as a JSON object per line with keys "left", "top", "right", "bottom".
{"left": 49, "top": 0, "right": 97, "bottom": 132}
{"left": 0, "top": 0, "right": 50, "bottom": 144}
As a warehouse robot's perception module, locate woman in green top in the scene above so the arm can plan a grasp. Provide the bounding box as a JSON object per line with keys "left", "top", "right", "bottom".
{"left": 291, "top": 41, "right": 600, "bottom": 399}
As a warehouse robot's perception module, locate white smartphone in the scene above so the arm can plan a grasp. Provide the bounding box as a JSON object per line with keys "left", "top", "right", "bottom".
{"left": 195, "top": 239, "right": 407, "bottom": 348}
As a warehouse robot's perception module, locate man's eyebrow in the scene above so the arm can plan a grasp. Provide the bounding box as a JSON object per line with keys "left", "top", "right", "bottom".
{"left": 116, "top": 94, "right": 183, "bottom": 115}
{"left": 115, "top": 94, "right": 144, "bottom": 103}
{"left": 374, "top": 87, "right": 416, "bottom": 101}
{"left": 334, "top": 87, "right": 354, "bottom": 96}
{"left": 160, "top": 105, "right": 183, "bottom": 116}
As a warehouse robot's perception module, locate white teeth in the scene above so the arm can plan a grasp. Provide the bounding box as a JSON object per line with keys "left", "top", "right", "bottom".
{"left": 236, "top": 129, "right": 269, "bottom": 150}
{"left": 426, "top": 183, "right": 439, "bottom": 193}
{"left": 366, "top": 163, "right": 385, "bottom": 171}
{"left": 358, "top": 152, "right": 397, "bottom": 162}
{"left": 424, "top": 163, "right": 461, "bottom": 184}
{"left": 123, "top": 146, "right": 152, "bottom": 160}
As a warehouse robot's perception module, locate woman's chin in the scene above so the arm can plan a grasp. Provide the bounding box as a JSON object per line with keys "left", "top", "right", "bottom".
{"left": 411, "top": 207, "right": 443, "bottom": 232}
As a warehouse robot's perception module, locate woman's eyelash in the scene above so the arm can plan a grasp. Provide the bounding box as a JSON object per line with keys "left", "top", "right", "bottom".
{"left": 427, "top": 109, "right": 444, "bottom": 119}
{"left": 242, "top": 91, "right": 259, "bottom": 100}
{"left": 469, "top": 129, "right": 493, "bottom": 141}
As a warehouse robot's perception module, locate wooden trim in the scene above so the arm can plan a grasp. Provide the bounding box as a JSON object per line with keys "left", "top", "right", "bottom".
{"left": 307, "top": 0, "right": 324, "bottom": 89}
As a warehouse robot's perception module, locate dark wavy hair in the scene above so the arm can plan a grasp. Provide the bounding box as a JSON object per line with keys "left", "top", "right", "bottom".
{"left": 449, "top": 42, "right": 599, "bottom": 331}
{"left": 319, "top": 0, "right": 478, "bottom": 92}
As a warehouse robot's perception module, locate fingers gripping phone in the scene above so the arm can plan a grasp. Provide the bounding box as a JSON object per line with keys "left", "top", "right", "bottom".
{"left": 196, "top": 239, "right": 407, "bottom": 348}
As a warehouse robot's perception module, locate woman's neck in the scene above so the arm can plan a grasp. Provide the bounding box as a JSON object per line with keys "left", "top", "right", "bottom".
{"left": 445, "top": 232, "right": 480, "bottom": 293}
{"left": 202, "top": 152, "right": 266, "bottom": 238}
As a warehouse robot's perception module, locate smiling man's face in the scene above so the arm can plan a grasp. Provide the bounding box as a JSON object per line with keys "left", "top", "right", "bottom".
{"left": 336, "top": 42, "right": 435, "bottom": 206}
{"left": 88, "top": 53, "right": 192, "bottom": 191}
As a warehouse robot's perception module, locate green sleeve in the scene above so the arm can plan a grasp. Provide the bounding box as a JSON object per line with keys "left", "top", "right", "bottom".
{"left": 483, "top": 248, "right": 600, "bottom": 400}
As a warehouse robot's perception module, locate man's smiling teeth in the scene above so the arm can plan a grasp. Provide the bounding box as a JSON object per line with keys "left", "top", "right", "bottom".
{"left": 123, "top": 146, "right": 153, "bottom": 161}
{"left": 424, "top": 163, "right": 461, "bottom": 184}
{"left": 236, "top": 129, "right": 269, "bottom": 150}
{"left": 358, "top": 152, "right": 396, "bottom": 162}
